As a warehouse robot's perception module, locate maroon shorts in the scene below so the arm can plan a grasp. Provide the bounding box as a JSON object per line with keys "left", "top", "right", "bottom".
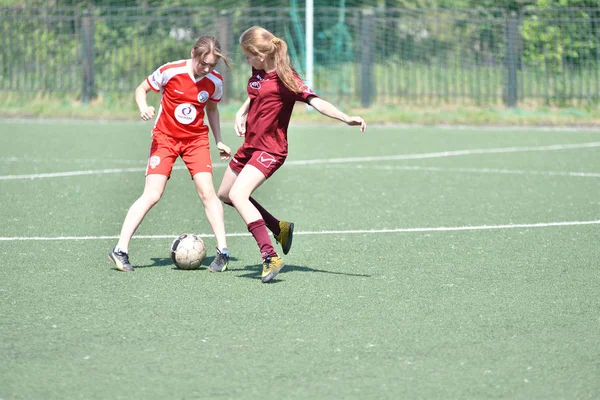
{"left": 229, "top": 148, "right": 285, "bottom": 179}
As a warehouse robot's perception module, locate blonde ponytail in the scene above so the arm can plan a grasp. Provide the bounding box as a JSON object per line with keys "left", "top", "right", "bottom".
{"left": 239, "top": 26, "right": 302, "bottom": 93}
{"left": 272, "top": 38, "right": 301, "bottom": 93}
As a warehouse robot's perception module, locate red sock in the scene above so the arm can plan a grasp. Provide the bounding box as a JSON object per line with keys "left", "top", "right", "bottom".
{"left": 249, "top": 197, "right": 281, "bottom": 235}
{"left": 247, "top": 219, "right": 277, "bottom": 259}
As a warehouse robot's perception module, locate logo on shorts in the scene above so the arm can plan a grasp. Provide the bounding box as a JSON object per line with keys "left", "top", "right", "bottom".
{"left": 149, "top": 155, "right": 161, "bottom": 169}
{"left": 249, "top": 81, "right": 261, "bottom": 90}
{"left": 197, "top": 91, "right": 209, "bottom": 103}
{"left": 257, "top": 151, "right": 276, "bottom": 168}
{"left": 174, "top": 103, "right": 197, "bottom": 125}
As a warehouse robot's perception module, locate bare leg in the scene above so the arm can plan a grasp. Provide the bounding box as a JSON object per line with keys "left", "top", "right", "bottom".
{"left": 219, "top": 167, "right": 281, "bottom": 233}
{"left": 227, "top": 165, "right": 266, "bottom": 224}
{"left": 193, "top": 171, "right": 227, "bottom": 250}
{"left": 219, "top": 166, "right": 281, "bottom": 280}
{"left": 217, "top": 165, "right": 239, "bottom": 205}
{"left": 116, "top": 174, "right": 168, "bottom": 251}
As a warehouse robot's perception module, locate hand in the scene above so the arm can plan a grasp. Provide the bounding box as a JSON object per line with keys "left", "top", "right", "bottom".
{"left": 234, "top": 114, "right": 246, "bottom": 137}
{"left": 140, "top": 106, "right": 155, "bottom": 121}
{"left": 345, "top": 116, "right": 366, "bottom": 132}
{"left": 216, "top": 141, "right": 231, "bottom": 161}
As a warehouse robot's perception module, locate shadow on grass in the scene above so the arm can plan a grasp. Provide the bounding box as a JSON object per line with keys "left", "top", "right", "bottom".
{"left": 133, "top": 255, "right": 241, "bottom": 270}
{"left": 113, "top": 258, "right": 370, "bottom": 281}
{"left": 232, "top": 263, "right": 371, "bottom": 283}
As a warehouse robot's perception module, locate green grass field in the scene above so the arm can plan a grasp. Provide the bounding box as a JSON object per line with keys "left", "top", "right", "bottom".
{"left": 1, "top": 120, "right": 599, "bottom": 399}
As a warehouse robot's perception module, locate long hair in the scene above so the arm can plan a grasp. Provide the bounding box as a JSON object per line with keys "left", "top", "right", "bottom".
{"left": 192, "top": 35, "right": 231, "bottom": 69}
{"left": 239, "top": 26, "right": 300, "bottom": 93}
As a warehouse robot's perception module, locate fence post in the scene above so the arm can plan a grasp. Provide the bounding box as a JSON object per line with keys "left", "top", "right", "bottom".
{"left": 360, "top": 8, "right": 374, "bottom": 108}
{"left": 217, "top": 10, "right": 231, "bottom": 104}
{"left": 505, "top": 11, "right": 518, "bottom": 107}
{"left": 81, "top": 10, "right": 96, "bottom": 104}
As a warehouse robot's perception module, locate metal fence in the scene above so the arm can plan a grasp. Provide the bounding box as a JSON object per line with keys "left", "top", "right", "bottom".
{"left": 1, "top": 6, "right": 599, "bottom": 107}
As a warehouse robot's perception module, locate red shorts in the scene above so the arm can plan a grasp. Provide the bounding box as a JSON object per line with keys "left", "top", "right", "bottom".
{"left": 146, "top": 131, "right": 212, "bottom": 178}
{"left": 229, "top": 148, "right": 285, "bottom": 179}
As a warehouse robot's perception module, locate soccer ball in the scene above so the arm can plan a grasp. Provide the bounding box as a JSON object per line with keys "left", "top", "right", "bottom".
{"left": 170, "top": 234, "right": 207, "bottom": 270}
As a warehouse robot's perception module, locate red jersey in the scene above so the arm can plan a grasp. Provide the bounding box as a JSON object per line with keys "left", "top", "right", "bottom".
{"left": 242, "top": 68, "right": 317, "bottom": 157}
{"left": 146, "top": 59, "right": 223, "bottom": 140}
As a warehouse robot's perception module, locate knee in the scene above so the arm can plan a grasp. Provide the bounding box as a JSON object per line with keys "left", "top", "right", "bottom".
{"left": 227, "top": 188, "right": 247, "bottom": 207}
{"left": 198, "top": 182, "right": 220, "bottom": 201}
{"left": 142, "top": 188, "right": 162, "bottom": 205}
{"left": 217, "top": 187, "right": 230, "bottom": 204}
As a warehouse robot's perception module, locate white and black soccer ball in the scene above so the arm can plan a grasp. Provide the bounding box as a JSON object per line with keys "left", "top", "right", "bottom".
{"left": 170, "top": 234, "right": 207, "bottom": 270}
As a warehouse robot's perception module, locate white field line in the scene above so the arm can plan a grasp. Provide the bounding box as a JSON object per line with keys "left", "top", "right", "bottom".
{"left": 328, "top": 164, "right": 600, "bottom": 178}
{"left": 286, "top": 141, "right": 600, "bottom": 165}
{"left": 0, "top": 156, "right": 147, "bottom": 165}
{"left": 2, "top": 142, "right": 600, "bottom": 181}
{"left": 1, "top": 220, "right": 599, "bottom": 241}
{"left": 0, "top": 167, "right": 151, "bottom": 180}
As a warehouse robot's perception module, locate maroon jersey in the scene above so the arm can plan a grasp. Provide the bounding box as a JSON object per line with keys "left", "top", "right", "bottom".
{"left": 241, "top": 68, "right": 317, "bottom": 157}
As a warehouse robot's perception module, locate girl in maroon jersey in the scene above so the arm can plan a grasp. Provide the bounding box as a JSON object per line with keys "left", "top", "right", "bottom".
{"left": 216, "top": 26, "right": 366, "bottom": 283}
{"left": 109, "top": 36, "right": 232, "bottom": 273}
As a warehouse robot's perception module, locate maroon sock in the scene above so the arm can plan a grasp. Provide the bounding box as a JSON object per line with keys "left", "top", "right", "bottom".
{"left": 247, "top": 219, "right": 277, "bottom": 259}
{"left": 249, "top": 196, "right": 280, "bottom": 235}
{"left": 226, "top": 198, "right": 280, "bottom": 236}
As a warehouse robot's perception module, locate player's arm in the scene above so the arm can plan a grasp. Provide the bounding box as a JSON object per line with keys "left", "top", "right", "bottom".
{"left": 135, "top": 79, "right": 156, "bottom": 121}
{"left": 206, "top": 101, "right": 231, "bottom": 161}
{"left": 307, "top": 96, "right": 366, "bottom": 132}
{"left": 235, "top": 97, "right": 251, "bottom": 136}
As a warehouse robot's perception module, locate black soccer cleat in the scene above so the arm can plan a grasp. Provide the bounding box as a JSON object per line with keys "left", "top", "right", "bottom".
{"left": 208, "top": 248, "right": 230, "bottom": 272}
{"left": 109, "top": 249, "right": 134, "bottom": 272}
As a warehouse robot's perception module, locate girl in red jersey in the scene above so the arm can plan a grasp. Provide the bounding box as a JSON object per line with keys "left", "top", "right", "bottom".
{"left": 109, "top": 36, "right": 232, "bottom": 273}
{"left": 216, "top": 26, "right": 366, "bottom": 283}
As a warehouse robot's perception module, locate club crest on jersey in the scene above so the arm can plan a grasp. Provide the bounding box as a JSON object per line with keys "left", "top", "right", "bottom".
{"left": 197, "top": 90, "right": 209, "bottom": 103}
{"left": 257, "top": 151, "right": 276, "bottom": 168}
{"left": 149, "top": 155, "right": 161, "bottom": 169}
{"left": 174, "top": 103, "right": 197, "bottom": 125}
{"left": 249, "top": 81, "right": 261, "bottom": 90}
{"left": 299, "top": 84, "right": 314, "bottom": 94}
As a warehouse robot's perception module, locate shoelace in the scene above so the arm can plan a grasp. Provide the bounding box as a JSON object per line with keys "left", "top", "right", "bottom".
{"left": 213, "top": 250, "right": 229, "bottom": 266}
{"left": 217, "top": 249, "right": 229, "bottom": 257}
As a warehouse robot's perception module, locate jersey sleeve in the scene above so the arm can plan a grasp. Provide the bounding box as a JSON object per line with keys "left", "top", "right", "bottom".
{"left": 293, "top": 75, "right": 318, "bottom": 103}
{"left": 146, "top": 65, "right": 166, "bottom": 93}
{"left": 210, "top": 72, "right": 223, "bottom": 102}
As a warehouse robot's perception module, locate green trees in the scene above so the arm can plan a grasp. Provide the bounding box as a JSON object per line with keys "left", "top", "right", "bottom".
{"left": 1, "top": 0, "right": 597, "bottom": 106}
